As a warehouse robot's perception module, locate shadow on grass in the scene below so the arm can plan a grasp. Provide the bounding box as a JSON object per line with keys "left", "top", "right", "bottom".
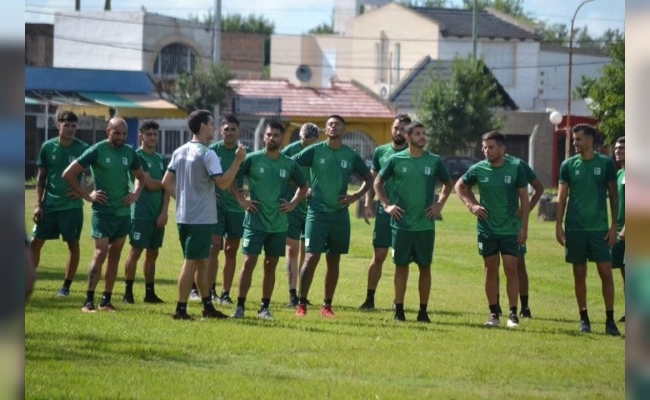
{"left": 33, "top": 269, "right": 179, "bottom": 286}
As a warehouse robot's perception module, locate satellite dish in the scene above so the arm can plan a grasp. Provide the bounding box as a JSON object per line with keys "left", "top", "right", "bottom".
{"left": 296, "top": 64, "right": 313, "bottom": 82}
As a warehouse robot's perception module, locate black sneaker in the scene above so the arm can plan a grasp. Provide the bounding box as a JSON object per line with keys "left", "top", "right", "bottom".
{"left": 202, "top": 308, "right": 229, "bottom": 319}
{"left": 359, "top": 299, "right": 375, "bottom": 310}
{"left": 122, "top": 294, "right": 135, "bottom": 304}
{"left": 143, "top": 295, "right": 164, "bottom": 304}
{"left": 82, "top": 302, "right": 97, "bottom": 313}
{"left": 580, "top": 319, "right": 592, "bottom": 333}
{"left": 394, "top": 311, "right": 406, "bottom": 322}
{"left": 507, "top": 313, "right": 519, "bottom": 328}
{"left": 619, "top": 315, "right": 625, "bottom": 323}
{"left": 520, "top": 307, "right": 533, "bottom": 319}
{"left": 219, "top": 294, "right": 234, "bottom": 305}
{"left": 417, "top": 310, "right": 431, "bottom": 323}
{"left": 287, "top": 296, "right": 299, "bottom": 307}
{"left": 173, "top": 312, "right": 195, "bottom": 321}
{"left": 605, "top": 320, "right": 621, "bottom": 337}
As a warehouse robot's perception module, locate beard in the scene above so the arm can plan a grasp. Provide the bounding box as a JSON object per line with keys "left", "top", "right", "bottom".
{"left": 393, "top": 135, "right": 406, "bottom": 146}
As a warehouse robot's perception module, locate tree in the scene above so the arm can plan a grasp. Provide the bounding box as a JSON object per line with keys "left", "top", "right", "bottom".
{"left": 415, "top": 57, "right": 503, "bottom": 156}
{"left": 170, "top": 63, "right": 234, "bottom": 113}
{"left": 577, "top": 39, "right": 624, "bottom": 144}
{"left": 307, "top": 22, "right": 334, "bottom": 34}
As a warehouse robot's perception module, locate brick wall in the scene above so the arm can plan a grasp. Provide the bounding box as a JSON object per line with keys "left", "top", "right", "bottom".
{"left": 221, "top": 31, "right": 265, "bottom": 79}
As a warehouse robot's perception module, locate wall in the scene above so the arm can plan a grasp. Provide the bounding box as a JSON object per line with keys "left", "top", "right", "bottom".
{"left": 270, "top": 35, "right": 308, "bottom": 84}
{"left": 25, "top": 24, "right": 53, "bottom": 67}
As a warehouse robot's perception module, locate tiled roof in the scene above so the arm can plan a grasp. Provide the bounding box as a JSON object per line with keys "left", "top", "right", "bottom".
{"left": 412, "top": 7, "right": 539, "bottom": 41}
{"left": 227, "top": 79, "right": 395, "bottom": 119}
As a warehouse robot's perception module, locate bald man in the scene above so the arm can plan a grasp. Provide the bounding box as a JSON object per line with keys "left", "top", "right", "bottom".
{"left": 63, "top": 117, "right": 146, "bottom": 313}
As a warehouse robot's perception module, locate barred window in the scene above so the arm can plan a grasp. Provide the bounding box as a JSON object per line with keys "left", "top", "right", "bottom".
{"left": 153, "top": 43, "right": 197, "bottom": 77}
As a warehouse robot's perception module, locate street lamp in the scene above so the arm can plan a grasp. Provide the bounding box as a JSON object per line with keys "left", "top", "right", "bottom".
{"left": 566, "top": 0, "right": 596, "bottom": 159}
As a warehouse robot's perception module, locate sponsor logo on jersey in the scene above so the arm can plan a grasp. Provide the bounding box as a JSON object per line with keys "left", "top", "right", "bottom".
{"left": 105, "top": 157, "right": 111, "bottom": 163}
{"left": 402, "top": 167, "right": 408, "bottom": 173}
{"left": 480, "top": 177, "right": 489, "bottom": 183}
{"left": 319, "top": 158, "right": 325, "bottom": 164}
{"left": 259, "top": 167, "right": 265, "bottom": 174}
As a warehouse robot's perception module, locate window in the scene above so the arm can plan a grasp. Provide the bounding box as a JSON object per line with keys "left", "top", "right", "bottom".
{"left": 153, "top": 43, "right": 197, "bottom": 77}
{"left": 160, "top": 129, "right": 191, "bottom": 160}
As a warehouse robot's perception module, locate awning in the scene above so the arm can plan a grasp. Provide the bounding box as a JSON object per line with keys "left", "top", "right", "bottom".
{"left": 77, "top": 92, "right": 187, "bottom": 119}
{"left": 25, "top": 96, "right": 40, "bottom": 105}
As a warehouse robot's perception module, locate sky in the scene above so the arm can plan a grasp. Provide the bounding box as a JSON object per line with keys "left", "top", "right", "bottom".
{"left": 20, "top": 0, "right": 625, "bottom": 38}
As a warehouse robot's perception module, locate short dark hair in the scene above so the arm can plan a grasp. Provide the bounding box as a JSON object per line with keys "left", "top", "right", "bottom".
{"left": 220, "top": 115, "right": 240, "bottom": 127}
{"left": 139, "top": 120, "right": 159, "bottom": 132}
{"left": 395, "top": 114, "right": 411, "bottom": 124}
{"left": 572, "top": 123, "right": 597, "bottom": 140}
{"left": 57, "top": 111, "right": 78, "bottom": 123}
{"left": 326, "top": 114, "right": 346, "bottom": 125}
{"left": 615, "top": 136, "right": 625, "bottom": 145}
{"left": 266, "top": 121, "right": 285, "bottom": 133}
{"left": 187, "top": 109, "right": 213, "bottom": 134}
{"left": 482, "top": 131, "right": 506, "bottom": 146}
{"left": 405, "top": 121, "right": 425, "bottom": 135}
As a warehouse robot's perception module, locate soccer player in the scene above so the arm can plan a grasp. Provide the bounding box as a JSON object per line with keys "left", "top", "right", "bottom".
{"left": 230, "top": 122, "right": 308, "bottom": 319}
{"left": 556, "top": 124, "right": 621, "bottom": 336}
{"left": 292, "top": 114, "right": 373, "bottom": 317}
{"left": 613, "top": 136, "right": 625, "bottom": 322}
{"left": 30, "top": 111, "right": 89, "bottom": 297}
{"left": 455, "top": 131, "right": 530, "bottom": 329}
{"left": 63, "top": 117, "right": 146, "bottom": 313}
{"left": 374, "top": 121, "right": 453, "bottom": 322}
{"left": 281, "top": 122, "right": 320, "bottom": 307}
{"left": 122, "top": 120, "right": 170, "bottom": 304}
{"left": 162, "top": 109, "right": 246, "bottom": 320}
{"left": 359, "top": 113, "right": 410, "bottom": 310}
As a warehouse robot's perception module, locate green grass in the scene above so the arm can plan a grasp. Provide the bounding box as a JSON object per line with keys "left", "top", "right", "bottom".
{"left": 24, "top": 188, "right": 625, "bottom": 399}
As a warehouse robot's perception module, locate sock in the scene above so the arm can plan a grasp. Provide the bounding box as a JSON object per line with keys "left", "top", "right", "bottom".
{"left": 125, "top": 280, "right": 134, "bottom": 295}
{"left": 191, "top": 283, "right": 197, "bottom": 291}
{"left": 395, "top": 303, "right": 404, "bottom": 314}
{"left": 237, "top": 297, "right": 246, "bottom": 308}
{"left": 63, "top": 279, "right": 72, "bottom": 289}
{"left": 419, "top": 304, "right": 427, "bottom": 313}
{"left": 299, "top": 297, "right": 307, "bottom": 305}
{"left": 100, "top": 291, "right": 112, "bottom": 306}
{"left": 289, "top": 289, "right": 297, "bottom": 298}
{"left": 85, "top": 290, "right": 95, "bottom": 304}
{"left": 366, "top": 289, "right": 376, "bottom": 300}
{"left": 211, "top": 282, "right": 216, "bottom": 291}
{"left": 202, "top": 296, "right": 214, "bottom": 310}
{"left": 509, "top": 306, "right": 518, "bottom": 316}
{"left": 323, "top": 298, "right": 332, "bottom": 306}
{"left": 145, "top": 282, "right": 154, "bottom": 296}
{"left": 606, "top": 310, "right": 614, "bottom": 322}
{"left": 176, "top": 302, "right": 187, "bottom": 314}
{"left": 489, "top": 304, "right": 500, "bottom": 316}
{"left": 520, "top": 295, "right": 529, "bottom": 310}
{"left": 579, "top": 309, "right": 589, "bottom": 321}
{"left": 261, "top": 298, "right": 270, "bottom": 309}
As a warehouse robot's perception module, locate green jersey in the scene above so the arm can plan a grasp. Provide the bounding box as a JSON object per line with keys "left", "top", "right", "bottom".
{"left": 238, "top": 149, "right": 307, "bottom": 232}
{"left": 379, "top": 151, "right": 450, "bottom": 231}
{"left": 131, "top": 149, "right": 166, "bottom": 221}
{"left": 462, "top": 157, "right": 527, "bottom": 235}
{"left": 293, "top": 141, "right": 370, "bottom": 214}
{"left": 559, "top": 153, "right": 616, "bottom": 232}
{"left": 372, "top": 143, "right": 406, "bottom": 215}
{"left": 77, "top": 140, "right": 141, "bottom": 217}
{"left": 37, "top": 137, "right": 89, "bottom": 211}
{"left": 209, "top": 141, "right": 250, "bottom": 213}
{"left": 281, "top": 140, "right": 311, "bottom": 218}
{"left": 617, "top": 168, "right": 625, "bottom": 232}
{"left": 506, "top": 155, "right": 537, "bottom": 183}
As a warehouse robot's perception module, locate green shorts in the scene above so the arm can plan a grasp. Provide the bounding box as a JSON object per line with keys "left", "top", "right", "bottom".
{"left": 391, "top": 229, "right": 435, "bottom": 266}
{"left": 91, "top": 214, "right": 130, "bottom": 243}
{"left": 32, "top": 207, "right": 83, "bottom": 242}
{"left": 129, "top": 219, "right": 165, "bottom": 250}
{"left": 241, "top": 228, "right": 286, "bottom": 257}
{"left": 612, "top": 237, "right": 625, "bottom": 269}
{"left": 373, "top": 211, "right": 392, "bottom": 249}
{"left": 519, "top": 244, "right": 527, "bottom": 256}
{"left": 287, "top": 212, "right": 306, "bottom": 241}
{"left": 213, "top": 207, "right": 245, "bottom": 239}
{"left": 477, "top": 233, "right": 519, "bottom": 257}
{"left": 305, "top": 208, "right": 350, "bottom": 255}
{"left": 178, "top": 224, "right": 212, "bottom": 260}
{"left": 564, "top": 230, "right": 612, "bottom": 264}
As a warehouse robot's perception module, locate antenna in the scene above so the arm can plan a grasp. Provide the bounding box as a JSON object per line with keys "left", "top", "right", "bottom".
{"left": 296, "top": 64, "right": 313, "bottom": 83}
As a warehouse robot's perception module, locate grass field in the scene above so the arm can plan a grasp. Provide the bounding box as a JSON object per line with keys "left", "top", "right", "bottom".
{"left": 24, "top": 188, "right": 625, "bottom": 399}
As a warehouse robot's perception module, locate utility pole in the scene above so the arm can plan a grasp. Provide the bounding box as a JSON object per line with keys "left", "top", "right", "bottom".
{"left": 472, "top": 0, "right": 477, "bottom": 58}
{"left": 75, "top": 0, "right": 80, "bottom": 11}
{"left": 213, "top": 0, "right": 221, "bottom": 64}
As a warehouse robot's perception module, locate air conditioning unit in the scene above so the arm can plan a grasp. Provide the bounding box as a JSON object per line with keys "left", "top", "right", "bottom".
{"left": 378, "top": 83, "right": 391, "bottom": 100}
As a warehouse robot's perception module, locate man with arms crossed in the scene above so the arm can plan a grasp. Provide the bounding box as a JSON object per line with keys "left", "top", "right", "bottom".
{"left": 63, "top": 117, "right": 145, "bottom": 313}
{"left": 455, "top": 131, "right": 529, "bottom": 328}
{"left": 122, "top": 120, "right": 170, "bottom": 304}
{"left": 613, "top": 136, "right": 625, "bottom": 322}
{"left": 375, "top": 121, "right": 453, "bottom": 322}
{"left": 359, "top": 114, "right": 410, "bottom": 311}
{"left": 556, "top": 124, "right": 621, "bottom": 336}
{"left": 162, "top": 109, "right": 246, "bottom": 320}
{"left": 230, "top": 122, "right": 308, "bottom": 319}
{"left": 31, "top": 111, "right": 88, "bottom": 297}
{"left": 293, "top": 115, "right": 373, "bottom": 317}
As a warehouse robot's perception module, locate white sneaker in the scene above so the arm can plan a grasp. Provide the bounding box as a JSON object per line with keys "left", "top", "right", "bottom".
{"left": 257, "top": 308, "right": 274, "bottom": 320}
{"left": 484, "top": 313, "right": 500, "bottom": 327}
{"left": 232, "top": 306, "right": 245, "bottom": 318}
{"left": 507, "top": 314, "right": 520, "bottom": 328}
{"left": 189, "top": 289, "right": 201, "bottom": 302}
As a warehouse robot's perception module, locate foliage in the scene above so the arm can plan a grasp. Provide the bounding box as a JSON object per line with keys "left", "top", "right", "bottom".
{"left": 415, "top": 57, "right": 504, "bottom": 156}
{"left": 170, "top": 63, "right": 234, "bottom": 113}
{"left": 307, "top": 22, "right": 335, "bottom": 35}
{"left": 577, "top": 39, "right": 625, "bottom": 144}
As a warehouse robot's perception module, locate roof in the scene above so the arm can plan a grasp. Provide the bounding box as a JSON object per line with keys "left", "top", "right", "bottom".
{"left": 389, "top": 56, "right": 518, "bottom": 111}
{"left": 25, "top": 66, "right": 154, "bottom": 93}
{"left": 411, "top": 7, "right": 539, "bottom": 41}
{"left": 227, "top": 80, "right": 395, "bottom": 119}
